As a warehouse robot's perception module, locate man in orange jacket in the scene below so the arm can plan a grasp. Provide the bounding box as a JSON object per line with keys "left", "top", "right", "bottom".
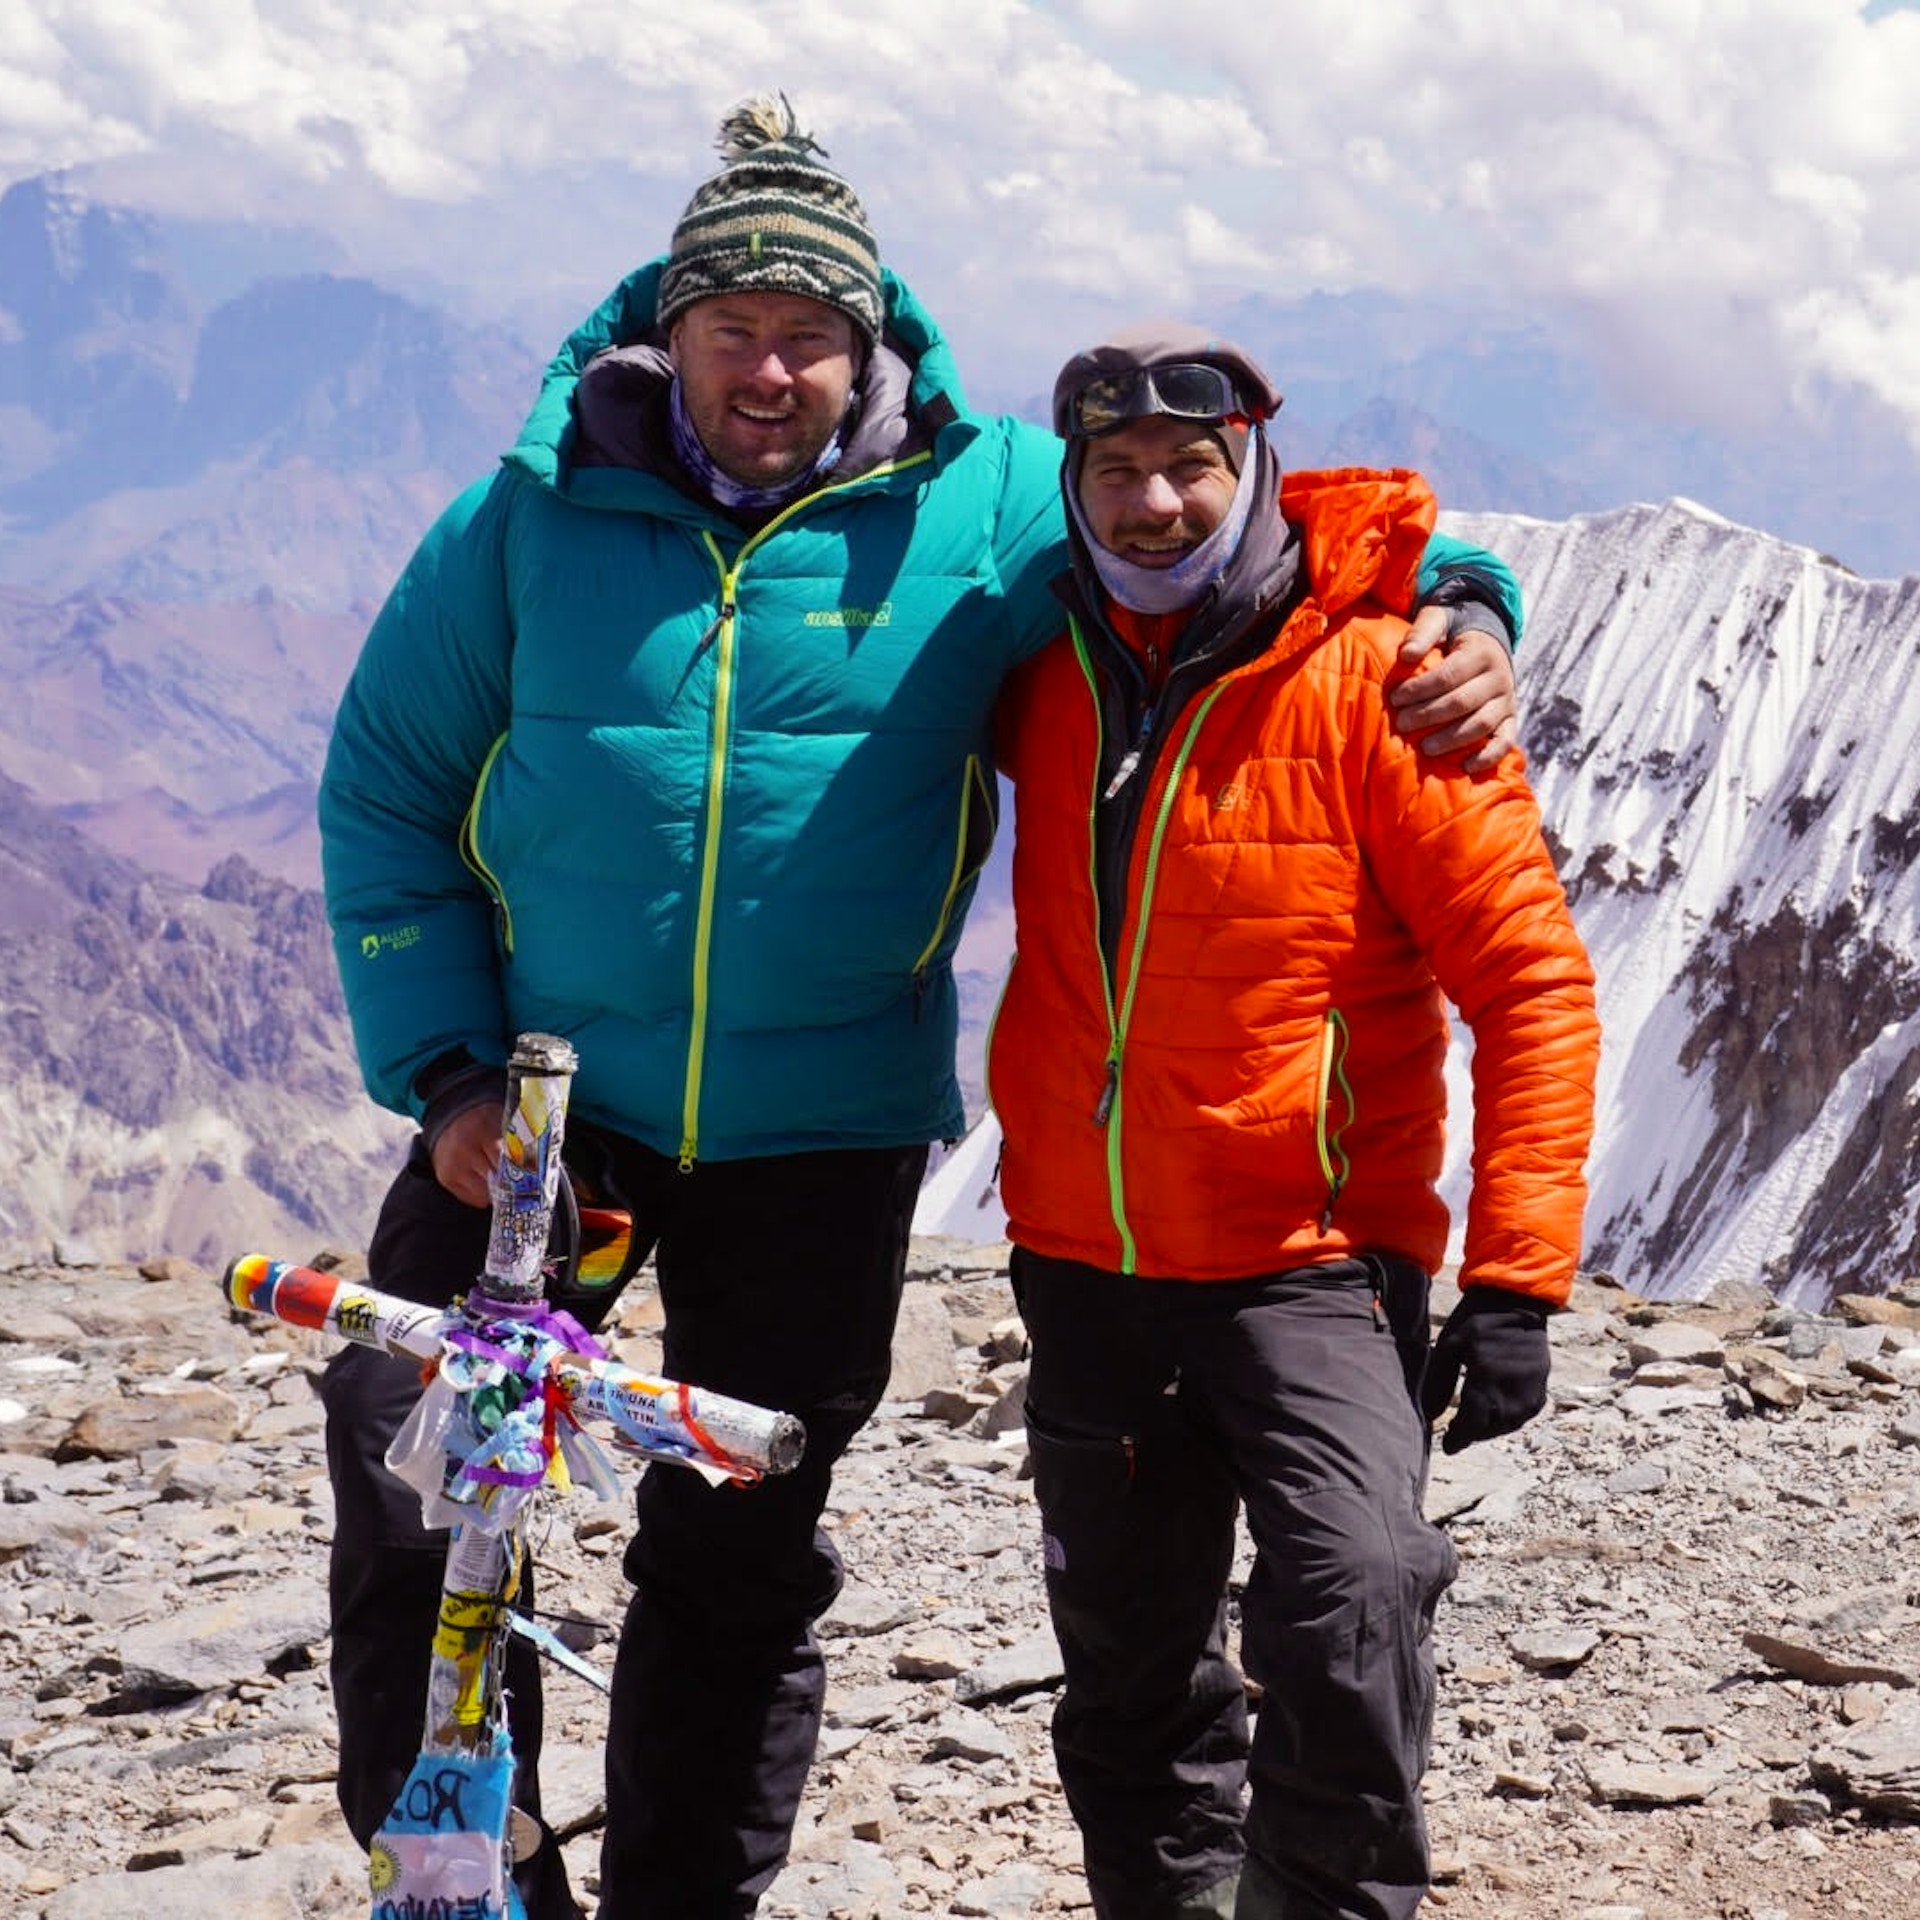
{"left": 989, "top": 325, "right": 1600, "bottom": 1920}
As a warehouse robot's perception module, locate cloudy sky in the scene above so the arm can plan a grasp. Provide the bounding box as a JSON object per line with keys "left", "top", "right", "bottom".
{"left": 7, "top": 0, "right": 1919, "bottom": 445}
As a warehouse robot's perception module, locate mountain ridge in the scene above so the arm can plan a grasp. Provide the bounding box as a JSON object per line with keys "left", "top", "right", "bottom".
{"left": 1437, "top": 497, "right": 1920, "bottom": 1304}
{"left": 2, "top": 173, "right": 1917, "bottom": 1304}
{"left": 0, "top": 772, "right": 404, "bottom": 1265}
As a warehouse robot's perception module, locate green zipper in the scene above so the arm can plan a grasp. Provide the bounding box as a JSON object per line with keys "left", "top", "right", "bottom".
{"left": 1314, "top": 1008, "right": 1353, "bottom": 1228}
{"left": 676, "top": 453, "right": 934, "bottom": 1169}
{"left": 1070, "top": 622, "right": 1233, "bottom": 1275}
{"left": 458, "top": 733, "right": 515, "bottom": 954}
{"left": 680, "top": 531, "right": 739, "bottom": 1168}
{"left": 910, "top": 754, "right": 992, "bottom": 977}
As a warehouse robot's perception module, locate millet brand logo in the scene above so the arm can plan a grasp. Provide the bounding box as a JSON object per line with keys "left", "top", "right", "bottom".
{"left": 361, "top": 925, "right": 424, "bottom": 959}
{"left": 804, "top": 601, "right": 894, "bottom": 629}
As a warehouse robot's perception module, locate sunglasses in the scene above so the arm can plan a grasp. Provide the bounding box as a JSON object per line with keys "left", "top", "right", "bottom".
{"left": 1065, "top": 363, "right": 1246, "bottom": 438}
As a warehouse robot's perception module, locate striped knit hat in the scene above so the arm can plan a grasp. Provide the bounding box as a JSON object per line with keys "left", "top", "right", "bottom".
{"left": 657, "top": 94, "right": 883, "bottom": 347}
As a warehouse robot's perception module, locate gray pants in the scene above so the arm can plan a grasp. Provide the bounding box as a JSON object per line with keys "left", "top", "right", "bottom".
{"left": 1014, "top": 1250, "right": 1458, "bottom": 1920}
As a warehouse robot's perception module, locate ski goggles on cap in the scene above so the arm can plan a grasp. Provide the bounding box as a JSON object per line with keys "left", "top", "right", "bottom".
{"left": 1063, "top": 362, "right": 1248, "bottom": 438}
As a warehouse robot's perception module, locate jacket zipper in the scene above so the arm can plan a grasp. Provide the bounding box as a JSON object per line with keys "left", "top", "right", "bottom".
{"left": 675, "top": 453, "right": 934, "bottom": 1168}
{"left": 1071, "top": 625, "right": 1234, "bottom": 1275}
{"left": 458, "top": 732, "right": 516, "bottom": 955}
{"left": 910, "top": 753, "right": 994, "bottom": 1008}
{"left": 680, "top": 532, "right": 740, "bottom": 1169}
{"left": 1315, "top": 1008, "right": 1354, "bottom": 1230}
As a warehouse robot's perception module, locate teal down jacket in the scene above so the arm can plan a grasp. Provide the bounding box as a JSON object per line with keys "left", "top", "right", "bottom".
{"left": 319, "top": 264, "right": 1525, "bottom": 1163}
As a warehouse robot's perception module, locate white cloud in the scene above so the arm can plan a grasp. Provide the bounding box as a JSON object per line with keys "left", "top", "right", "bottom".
{"left": 1786, "top": 271, "right": 1920, "bottom": 438}
{"left": 5, "top": 0, "right": 1920, "bottom": 445}
{"left": 1181, "top": 204, "right": 1263, "bottom": 275}
{"left": 1053, "top": 1, "right": 1920, "bottom": 414}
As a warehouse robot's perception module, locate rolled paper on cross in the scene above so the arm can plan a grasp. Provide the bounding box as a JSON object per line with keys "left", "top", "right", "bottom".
{"left": 222, "top": 1255, "right": 806, "bottom": 1485}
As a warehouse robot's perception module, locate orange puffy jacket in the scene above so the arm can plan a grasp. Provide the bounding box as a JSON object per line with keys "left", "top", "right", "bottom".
{"left": 988, "top": 468, "right": 1599, "bottom": 1302}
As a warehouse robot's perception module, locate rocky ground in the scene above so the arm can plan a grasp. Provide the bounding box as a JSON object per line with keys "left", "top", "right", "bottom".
{"left": 1, "top": 1241, "right": 1917, "bottom": 1920}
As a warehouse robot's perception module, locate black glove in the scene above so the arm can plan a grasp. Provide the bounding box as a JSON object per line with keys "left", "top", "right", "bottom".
{"left": 1420, "top": 1286, "right": 1552, "bottom": 1454}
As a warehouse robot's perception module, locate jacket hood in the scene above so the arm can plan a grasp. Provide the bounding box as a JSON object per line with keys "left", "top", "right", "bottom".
{"left": 1278, "top": 466, "right": 1439, "bottom": 619}
{"left": 502, "top": 259, "right": 976, "bottom": 496}
{"left": 1061, "top": 452, "right": 1443, "bottom": 681}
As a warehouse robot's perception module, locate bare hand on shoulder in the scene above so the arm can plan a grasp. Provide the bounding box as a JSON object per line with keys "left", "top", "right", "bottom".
{"left": 1389, "top": 609, "right": 1518, "bottom": 773}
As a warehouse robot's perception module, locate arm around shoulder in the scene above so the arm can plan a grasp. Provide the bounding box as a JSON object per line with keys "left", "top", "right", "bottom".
{"left": 990, "top": 417, "right": 1070, "bottom": 668}
{"left": 1415, "top": 532, "right": 1523, "bottom": 650}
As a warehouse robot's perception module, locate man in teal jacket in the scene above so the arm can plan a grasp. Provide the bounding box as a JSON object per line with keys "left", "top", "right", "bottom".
{"left": 316, "top": 94, "right": 1526, "bottom": 1920}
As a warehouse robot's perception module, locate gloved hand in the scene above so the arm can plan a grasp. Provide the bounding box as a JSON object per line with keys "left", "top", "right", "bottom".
{"left": 1420, "top": 1286, "right": 1552, "bottom": 1453}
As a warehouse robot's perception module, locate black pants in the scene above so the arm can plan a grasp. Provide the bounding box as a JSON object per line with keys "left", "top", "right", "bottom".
{"left": 1013, "top": 1249, "right": 1457, "bottom": 1920}
{"left": 322, "top": 1129, "right": 927, "bottom": 1920}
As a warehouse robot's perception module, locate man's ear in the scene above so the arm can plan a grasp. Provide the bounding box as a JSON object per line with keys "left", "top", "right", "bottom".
{"left": 666, "top": 319, "right": 684, "bottom": 369}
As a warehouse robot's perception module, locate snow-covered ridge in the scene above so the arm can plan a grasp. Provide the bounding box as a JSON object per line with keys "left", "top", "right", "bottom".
{"left": 1442, "top": 498, "right": 1920, "bottom": 1303}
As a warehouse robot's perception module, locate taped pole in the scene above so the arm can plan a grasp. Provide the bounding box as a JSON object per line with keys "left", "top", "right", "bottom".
{"left": 476, "top": 1033, "right": 580, "bottom": 1309}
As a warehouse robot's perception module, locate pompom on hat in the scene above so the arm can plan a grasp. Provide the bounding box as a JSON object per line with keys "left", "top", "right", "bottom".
{"left": 657, "top": 93, "right": 884, "bottom": 347}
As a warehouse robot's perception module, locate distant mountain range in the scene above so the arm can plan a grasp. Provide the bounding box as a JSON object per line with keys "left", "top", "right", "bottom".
{"left": 1, "top": 169, "right": 1916, "bottom": 1302}
{"left": 0, "top": 583, "right": 359, "bottom": 884}
{"left": 0, "top": 172, "right": 533, "bottom": 611}
{"left": 0, "top": 770, "right": 405, "bottom": 1265}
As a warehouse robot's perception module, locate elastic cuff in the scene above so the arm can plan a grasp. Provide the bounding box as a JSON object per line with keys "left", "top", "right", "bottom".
{"left": 1444, "top": 601, "right": 1514, "bottom": 653}
{"left": 420, "top": 1062, "right": 510, "bottom": 1156}
{"left": 1416, "top": 573, "right": 1516, "bottom": 652}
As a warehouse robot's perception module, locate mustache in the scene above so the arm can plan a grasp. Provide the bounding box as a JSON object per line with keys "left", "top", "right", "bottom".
{"left": 1110, "top": 523, "right": 1198, "bottom": 542}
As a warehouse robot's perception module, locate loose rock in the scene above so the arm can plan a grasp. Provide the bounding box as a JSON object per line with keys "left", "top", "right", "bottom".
{"left": 0, "top": 1257, "right": 1915, "bottom": 1919}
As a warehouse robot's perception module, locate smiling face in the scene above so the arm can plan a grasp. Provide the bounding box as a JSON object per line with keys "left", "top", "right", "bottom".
{"left": 1075, "top": 412, "right": 1239, "bottom": 568}
{"left": 669, "top": 291, "right": 858, "bottom": 488}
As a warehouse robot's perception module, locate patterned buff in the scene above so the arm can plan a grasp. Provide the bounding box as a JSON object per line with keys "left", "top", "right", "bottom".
{"left": 667, "top": 372, "right": 846, "bottom": 512}
{"left": 657, "top": 93, "right": 884, "bottom": 347}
